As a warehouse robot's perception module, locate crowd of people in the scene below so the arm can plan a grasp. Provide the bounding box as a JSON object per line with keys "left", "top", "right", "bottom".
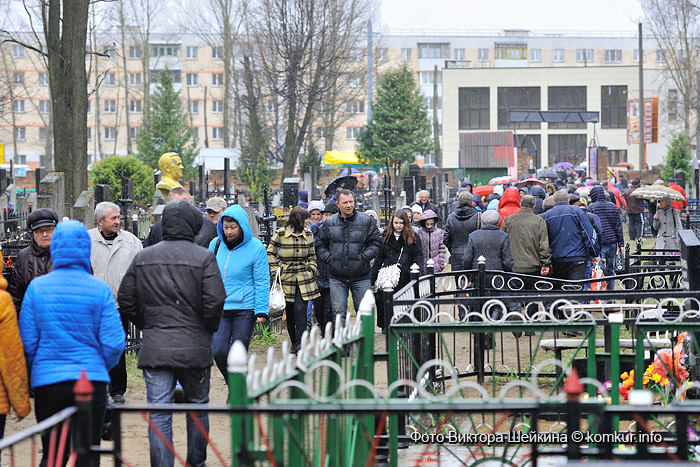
{"left": 0, "top": 172, "right": 689, "bottom": 466}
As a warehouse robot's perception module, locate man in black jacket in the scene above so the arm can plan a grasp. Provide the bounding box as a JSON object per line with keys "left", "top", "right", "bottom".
{"left": 316, "top": 189, "right": 382, "bottom": 327}
{"left": 444, "top": 191, "right": 479, "bottom": 271}
{"left": 118, "top": 200, "right": 225, "bottom": 467}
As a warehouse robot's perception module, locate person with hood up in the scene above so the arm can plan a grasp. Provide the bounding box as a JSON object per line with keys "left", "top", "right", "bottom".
{"left": 500, "top": 195, "right": 551, "bottom": 277}
{"left": 207, "top": 205, "right": 269, "bottom": 372}
{"left": 297, "top": 189, "right": 309, "bottom": 209}
{"left": 486, "top": 185, "right": 503, "bottom": 210}
{"left": 267, "top": 207, "right": 320, "bottom": 354}
{"left": 460, "top": 180, "right": 485, "bottom": 211}
{"left": 119, "top": 201, "right": 225, "bottom": 467}
{"left": 21, "top": 221, "right": 125, "bottom": 467}
{"left": 444, "top": 191, "right": 480, "bottom": 271}
{"left": 418, "top": 210, "right": 445, "bottom": 273}
{"left": 588, "top": 185, "right": 624, "bottom": 289}
{"left": 668, "top": 179, "right": 688, "bottom": 211}
{"left": 546, "top": 183, "right": 556, "bottom": 196}
{"left": 462, "top": 210, "right": 514, "bottom": 272}
{"left": 530, "top": 185, "right": 547, "bottom": 214}
{"left": 607, "top": 180, "right": 626, "bottom": 209}
{"left": 497, "top": 187, "right": 521, "bottom": 228}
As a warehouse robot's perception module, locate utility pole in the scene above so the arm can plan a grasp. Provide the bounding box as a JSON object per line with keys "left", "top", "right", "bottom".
{"left": 639, "top": 22, "right": 645, "bottom": 180}
{"left": 366, "top": 20, "right": 373, "bottom": 122}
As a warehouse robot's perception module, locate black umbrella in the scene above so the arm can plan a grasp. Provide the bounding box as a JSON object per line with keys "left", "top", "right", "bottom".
{"left": 325, "top": 175, "right": 358, "bottom": 198}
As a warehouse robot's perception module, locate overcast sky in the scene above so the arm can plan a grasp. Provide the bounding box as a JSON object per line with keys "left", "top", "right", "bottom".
{"left": 380, "top": 0, "right": 644, "bottom": 32}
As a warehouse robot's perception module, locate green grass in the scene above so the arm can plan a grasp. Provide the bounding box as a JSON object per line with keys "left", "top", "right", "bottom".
{"left": 250, "top": 322, "right": 283, "bottom": 348}
{"left": 125, "top": 353, "right": 145, "bottom": 391}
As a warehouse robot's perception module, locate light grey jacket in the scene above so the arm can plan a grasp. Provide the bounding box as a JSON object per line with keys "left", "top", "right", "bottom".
{"left": 88, "top": 228, "right": 143, "bottom": 307}
{"left": 653, "top": 207, "right": 681, "bottom": 250}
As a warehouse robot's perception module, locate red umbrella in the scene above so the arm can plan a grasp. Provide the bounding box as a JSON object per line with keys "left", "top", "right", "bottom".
{"left": 473, "top": 185, "right": 494, "bottom": 197}
{"left": 516, "top": 178, "right": 545, "bottom": 188}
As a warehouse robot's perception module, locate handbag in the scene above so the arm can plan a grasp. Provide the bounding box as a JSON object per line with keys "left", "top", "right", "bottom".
{"left": 269, "top": 267, "right": 286, "bottom": 312}
{"left": 376, "top": 247, "right": 403, "bottom": 289}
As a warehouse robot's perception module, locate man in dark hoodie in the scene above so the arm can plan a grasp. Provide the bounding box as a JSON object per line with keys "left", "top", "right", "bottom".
{"left": 297, "top": 190, "right": 309, "bottom": 209}
{"left": 460, "top": 180, "right": 485, "bottom": 211}
{"left": 118, "top": 200, "right": 226, "bottom": 467}
{"left": 444, "top": 191, "right": 480, "bottom": 271}
{"left": 530, "top": 185, "right": 547, "bottom": 214}
{"left": 145, "top": 187, "right": 217, "bottom": 248}
{"left": 588, "top": 185, "right": 624, "bottom": 289}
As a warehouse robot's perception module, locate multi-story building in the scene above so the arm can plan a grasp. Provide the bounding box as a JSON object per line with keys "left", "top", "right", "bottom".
{"left": 0, "top": 28, "right": 678, "bottom": 179}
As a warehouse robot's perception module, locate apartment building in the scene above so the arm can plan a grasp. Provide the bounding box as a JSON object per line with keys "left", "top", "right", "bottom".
{"left": 0, "top": 28, "right": 678, "bottom": 173}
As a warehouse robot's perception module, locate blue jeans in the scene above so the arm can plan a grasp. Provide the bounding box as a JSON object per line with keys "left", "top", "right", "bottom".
{"left": 329, "top": 277, "right": 371, "bottom": 328}
{"left": 212, "top": 309, "right": 255, "bottom": 381}
{"left": 143, "top": 367, "right": 210, "bottom": 467}
{"left": 600, "top": 243, "right": 618, "bottom": 290}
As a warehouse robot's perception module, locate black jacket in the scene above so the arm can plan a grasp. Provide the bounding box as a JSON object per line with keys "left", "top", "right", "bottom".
{"left": 462, "top": 225, "right": 514, "bottom": 272}
{"left": 444, "top": 205, "right": 480, "bottom": 270}
{"left": 9, "top": 240, "right": 52, "bottom": 313}
{"left": 589, "top": 186, "right": 624, "bottom": 247}
{"left": 144, "top": 213, "right": 217, "bottom": 248}
{"left": 118, "top": 200, "right": 226, "bottom": 369}
{"left": 370, "top": 234, "right": 423, "bottom": 290}
{"left": 315, "top": 210, "right": 383, "bottom": 281}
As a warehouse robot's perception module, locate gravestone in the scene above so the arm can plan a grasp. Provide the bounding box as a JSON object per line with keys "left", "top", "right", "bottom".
{"left": 680, "top": 229, "right": 700, "bottom": 290}
{"left": 37, "top": 172, "right": 65, "bottom": 219}
{"left": 73, "top": 190, "right": 95, "bottom": 228}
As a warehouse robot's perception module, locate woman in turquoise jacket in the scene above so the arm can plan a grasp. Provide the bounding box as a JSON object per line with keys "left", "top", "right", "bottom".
{"left": 209, "top": 205, "right": 269, "bottom": 381}
{"left": 19, "top": 220, "right": 125, "bottom": 466}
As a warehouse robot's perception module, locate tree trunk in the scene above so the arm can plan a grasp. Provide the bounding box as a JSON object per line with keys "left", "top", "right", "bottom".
{"left": 203, "top": 86, "right": 210, "bottom": 148}
{"left": 119, "top": 0, "right": 132, "bottom": 155}
{"left": 433, "top": 65, "right": 442, "bottom": 167}
{"left": 47, "top": 0, "right": 90, "bottom": 206}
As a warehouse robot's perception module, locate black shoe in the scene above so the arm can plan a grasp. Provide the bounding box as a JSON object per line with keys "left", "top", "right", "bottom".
{"left": 111, "top": 394, "right": 125, "bottom": 404}
{"left": 560, "top": 331, "right": 582, "bottom": 338}
{"left": 381, "top": 328, "right": 386, "bottom": 335}
{"left": 174, "top": 387, "right": 184, "bottom": 403}
{"left": 290, "top": 344, "right": 300, "bottom": 355}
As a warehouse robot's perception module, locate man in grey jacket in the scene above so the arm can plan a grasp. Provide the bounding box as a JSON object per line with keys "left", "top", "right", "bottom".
{"left": 88, "top": 201, "right": 143, "bottom": 404}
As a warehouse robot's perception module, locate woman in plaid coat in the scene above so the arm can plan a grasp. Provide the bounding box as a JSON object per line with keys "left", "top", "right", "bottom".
{"left": 268, "top": 207, "right": 320, "bottom": 354}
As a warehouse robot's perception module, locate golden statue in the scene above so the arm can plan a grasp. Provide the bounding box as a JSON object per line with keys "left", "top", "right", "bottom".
{"left": 156, "top": 152, "right": 184, "bottom": 199}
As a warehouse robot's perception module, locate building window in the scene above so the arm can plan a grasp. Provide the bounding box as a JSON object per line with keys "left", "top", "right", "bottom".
{"left": 186, "top": 73, "right": 198, "bottom": 86}
{"left": 346, "top": 127, "right": 361, "bottom": 140}
{"left": 212, "top": 46, "right": 223, "bottom": 59}
{"left": 548, "top": 134, "right": 587, "bottom": 165}
{"left": 346, "top": 100, "right": 364, "bottom": 113}
{"left": 212, "top": 100, "right": 223, "bottom": 113}
{"left": 423, "top": 97, "right": 443, "bottom": 111}
{"left": 376, "top": 48, "right": 388, "bottom": 62}
{"left": 349, "top": 48, "right": 365, "bottom": 61}
{"left": 496, "top": 45, "right": 527, "bottom": 60}
{"left": 103, "top": 45, "right": 115, "bottom": 59}
{"left": 129, "top": 46, "right": 141, "bottom": 59}
{"left": 38, "top": 100, "right": 49, "bottom": 114}
{"left": 12, "top": 100, "right": 25, "bottom": 113}
{"left": 129, "top": 100, "right": 142, "bottom": 114}
{"left": 668, "top": 89, "right": 678, "bottom": 122}
{"left": 347, "top": 75, "right": 362, "bottom": 88}
{"left": 418, "top": 43, "right": 448, "bottom": 59}
{"left": 39, "top": 127, "right": 46, "bottom": 141}
{"left": 212, "top": 127, "right": 224, "bottom": 140}
{"left": 15, "top": 154, "right": 26, "bottom": 165}
{"left": 212, "top": 73, "right": 223, "bottom": 86}
{"left": 458, "top": 87, "right": 489, "bottom": 130}
{"left": 38, "top": 72, "right": 48, "bottom": 86}
{"left": 190, "top": 128, "right": 198, "bottom": 141}
{"left": 604, "top": 50, "right": 622, "bottom": 63}
{"left": 151, "top": 44, "right": 180, "bottom": 57}
{"left": 401, "top": 48, "right": 412, "bottom": 62}
{"left": 420, "top": 71, "right": 442, "bottom": 85}
{"left": 188, "top": 100, "right": 199, "bottom": 114}
{"left": 87, "top": 127, "right": 92, "bottom": 141}
{"left": 186, "top": 46, "right": 198, "bottom": 60}
{"left": 601, "top": 85, "right": 627, "bottom": 129}
{"left": 497, "top": 87, "right": 541, "bottom": 129}
{"left": 15, "top": 127, "right": 26, "bottom": 141}
{"left": 553, "top": 49, "right": 564, "bottom": 62}
{"left": 150, "top": 70, "right": 181, "bottom": 83}
{"left": 454, "top": 48, "right": 465, "bottom": 61}
{"left": 656, "top": 49, "right": 665, "bottom": 62}
{"left": 104, "top": 126, "right": 116, "bottom": 140}
{"left": 477, "top": 48, "right": 489, "bottom": 62}
{"left": 13, "top": 72, "right": 24, "bottom": 85}
{"left": 104, "top": 100, "right": 116, "bottom": 113}
{"left": 317, "top": 127, "right": 326, "bottom": 140}
{"left": 634, "top": 49, "right": 639, "bottom": 63}
{"left": 87, "top": 100, "right": 91, "bottom": 113}
{"left": 104, "top": 72, "right": 116, "bottom": 86}
{"left": 548, "top": 86, "right": 587, "bottom": 129}
{"left": 576, "top": 49, "right": 593, "bottom": 63}
{"left": 12, "top": 44, "right": 25, "bottom": 59}
{"left": 129, "top": 127, "right": 138, "bottom": 140}
{"left": 530, "top": 48, "right": 541, "bottom": 62}
{"left": 129, "top": 72, "right": 141, "bottom": 86}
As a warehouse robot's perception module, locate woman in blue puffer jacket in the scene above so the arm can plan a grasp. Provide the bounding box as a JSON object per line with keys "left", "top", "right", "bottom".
{"left": 19, "top": 220, "right": 125, "bottom": 467}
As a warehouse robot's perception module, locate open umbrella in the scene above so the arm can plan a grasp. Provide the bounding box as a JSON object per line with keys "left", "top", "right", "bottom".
{"left": 338, "top": 168, "right": 359, "bottom": 177}
{"left": 488, "top": 175, "right": 515, "bottom": 185}
{"left": 516, "top": 178, "right": 545, "bottom": 188}
{"left": 540, "top": 170, "right": 562, "bottom": 181}
{"left": 473, "top": 185, "right": 494, "bottom": 197}
{"left": 554, "top": 162, "right": 573, "bottom": 170}
{"left": 631, "top": 185, "right": 685, "bottom": 201}
{"left": 325, "top": 175, "right": 358, "bottom": 198}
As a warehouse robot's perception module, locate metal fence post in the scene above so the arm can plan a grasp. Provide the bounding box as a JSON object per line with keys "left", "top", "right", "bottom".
{"left": 228, "top": 341, "right": 250, "bottom": 467}
{"left": 476, "top": 256, "right": 486, "bottom": 384}
{"left": 564, "top": 369, "right": 583, "bottom": 460}
{"left": 73, "top": 369, "right": 93, "bottom": 465}
{"left": 426, "top": 258, "right": 435, "bottom": 297}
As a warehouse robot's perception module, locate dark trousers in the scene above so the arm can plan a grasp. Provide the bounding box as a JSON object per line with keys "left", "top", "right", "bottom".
{"left": 109, "top": 313, "right": 128, "bottom": 397}
{"left": 628, "top": 213, "right": 642, "bottom": 240}
{"left": 552, "top": 260, "right": 587, "bottom": 282}
{"left": 286, "top": 287, "right": 308, "bottom": 348}
{"left": 35, "top": 381, "right": 107, "bottom": 467}
{"left": 313, "top": 287, "right": 332, "bottom": 337}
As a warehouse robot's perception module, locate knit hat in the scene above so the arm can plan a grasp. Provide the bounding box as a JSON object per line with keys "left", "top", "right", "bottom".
{"left": 411, "top": 205, "right": 422, "bottom": 214}
{"left": 365, "top": 210, "right": 378, "bottom": 221}
{"left": 307, "top": 200, "right": 325, "bottom": 213}
{"left": 322, "top": 203, "right": 339, "bottom": 214}
{"left": 493, "top": 185, "right": 504, "bottom": 196}
{"left": 481, "top": 210, "right": 500, "bottom": 225}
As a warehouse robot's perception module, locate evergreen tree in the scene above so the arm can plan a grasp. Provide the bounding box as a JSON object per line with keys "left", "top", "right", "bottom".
{"left": 661, "top": 132, "right": 692, "bottom": 183}
{"left": 357, "top": 65, "right": 432, "bottom": 172}
{"left": 90, "top": 155, "right": 154, "bottom": 204}
{"left": 135, "top": 71, "right": 198, "bottom": 178}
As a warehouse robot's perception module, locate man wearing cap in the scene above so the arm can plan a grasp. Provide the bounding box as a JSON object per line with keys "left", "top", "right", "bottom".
{"left": 88, "top": 202, "right": 143, "bottom": 404}
{"left": 205, "top": 197, "right": 227, "bottom": 225}
{"left": 9, "top": 208, "right": 58, "bottom": 313}
{"left": 623, "top": 179, "right": 643, "bottom": 242}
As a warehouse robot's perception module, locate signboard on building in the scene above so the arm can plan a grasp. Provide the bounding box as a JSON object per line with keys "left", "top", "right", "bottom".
{"left": 627, "top": 98, "right": 659, "bottom": 144}
{"left": 0, "top": 143, "right": 4, "bottom": 165}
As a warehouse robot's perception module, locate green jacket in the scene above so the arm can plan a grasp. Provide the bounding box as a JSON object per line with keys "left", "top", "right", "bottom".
{"left": 500, "top": 207, "right": 552, "bottom": 273}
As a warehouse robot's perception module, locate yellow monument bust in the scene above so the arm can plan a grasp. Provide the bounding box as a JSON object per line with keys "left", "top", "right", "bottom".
{"left": 156, "top": 152, "right": 184, "bottom": 199}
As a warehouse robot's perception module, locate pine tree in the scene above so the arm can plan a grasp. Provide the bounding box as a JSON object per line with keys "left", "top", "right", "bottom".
{"left": 135, "top": 71, "right": 198, "bottom": 178}
{"left": 661, "top": 132, "right": 692, "bottom": 182}
{"left": 357, "top": 65, "right": 432, "bottom": 172}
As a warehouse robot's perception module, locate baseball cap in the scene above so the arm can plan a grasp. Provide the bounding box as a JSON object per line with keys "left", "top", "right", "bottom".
{"left": 205, "top": 197, "right": 227, "bottom": 213}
